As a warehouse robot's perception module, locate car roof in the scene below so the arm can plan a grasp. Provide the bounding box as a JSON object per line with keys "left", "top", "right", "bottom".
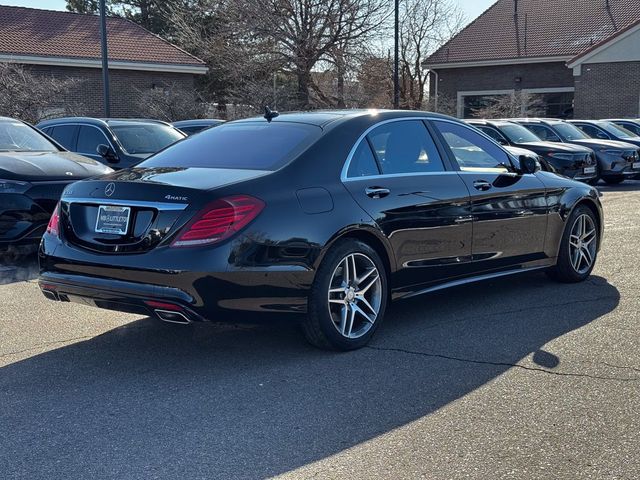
{"left": 232, "top": 109, "right": 456, "bottom": 129}
{"left": 465, "top": 119, "right": 516, "bottom": 127}
{"left": 37, "top": 117, "right": 173, "bottom": 128}
{"left": 603, "top": 118, "right": 640, "bottom": 124}
{"left": 509, "top": 118, "right": 564, "bottom": 125}
{"left": 172, "top": 119, "right": 224, "bottom": 127}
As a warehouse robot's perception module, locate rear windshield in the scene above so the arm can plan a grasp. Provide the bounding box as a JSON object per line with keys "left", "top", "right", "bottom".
{"left": 111, "top": 123, "right": 185, "bottom": 155}
{"left": 138, "top": 122, "right": 321, "bottom": 170}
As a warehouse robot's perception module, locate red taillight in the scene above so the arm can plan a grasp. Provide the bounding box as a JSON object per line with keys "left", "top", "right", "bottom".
{"left": 171, "top": 195, "right": 265, "bottom": 248}
{"left": 46, "top": 202, "right": 60, "bottom": 236}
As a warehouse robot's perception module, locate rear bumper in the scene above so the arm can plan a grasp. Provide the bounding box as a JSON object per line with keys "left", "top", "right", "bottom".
{"left": 38, "top": 234, "right": 314, "bottom": 320}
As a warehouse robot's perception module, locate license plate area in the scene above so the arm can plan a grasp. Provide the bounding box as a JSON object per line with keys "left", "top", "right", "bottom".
{"left": 95, "top": 205, "right": 131, "bottom": 235}
{"left": 633, "top": 162, "right": 640, "bottom": 170}
{"left": 584, "top": 166, "right": 596, "bottom": 174}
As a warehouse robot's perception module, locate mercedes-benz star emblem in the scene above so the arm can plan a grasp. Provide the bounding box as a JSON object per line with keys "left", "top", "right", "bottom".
{"left": 105, "top": 183, "right": 116, "bottom": 197}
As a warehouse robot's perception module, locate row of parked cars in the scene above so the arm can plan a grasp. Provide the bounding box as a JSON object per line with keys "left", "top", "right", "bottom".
{"left": 0, "top": 116, "right": 222, "bottom": 255}
{"left": 467, "top": 118, "right": 640, "bottom": 185}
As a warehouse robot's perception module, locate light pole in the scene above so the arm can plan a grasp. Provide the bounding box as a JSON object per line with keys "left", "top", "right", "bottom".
{"left": 99, "top": 0, "right": 111, "bottom": 117}
{"left": 393, "top": 0, "right": 400, "bottom": 109}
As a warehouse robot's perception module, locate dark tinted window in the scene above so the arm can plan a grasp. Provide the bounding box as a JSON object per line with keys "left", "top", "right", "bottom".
{"left": 347, "top": 140, "right": 379, "bottom": 177}
{"left": 50, "top": 125, "right": 77, "bottom": 150}
{"left": 618, "top": 122, "right": 640, "bottom": 136}
{"left": 179, "top": 126, "right": 206, "bottom": 135}
{"left": 527, "top": 125, "right": 560, "bottom": 142}
{"left": 367, "top": 120, "right": 444, "bottom": 175}
{"left": 77, "top": 126, "right": 109, "bottom": 155}
{"left": 477, "top": 126, "right": 507, "bottom": 143}
{"left": 111, "top": 124, "right": 184, "bottom": 155}
{"left": 577, "top": 124, "right": 609, "bottom": 139}
{"left": 434, "top": 121, "right": 511, "bottom": 170}
{"left": 139, "top": 122, "right": 321, "bottom": 170}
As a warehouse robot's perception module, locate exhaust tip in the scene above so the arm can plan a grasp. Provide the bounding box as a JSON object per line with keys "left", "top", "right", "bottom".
{"left": 154, "top": 309, "right": 192, "bottom": 324}
{"left": 40, "top": 286, "right": 59, "bottom": 301}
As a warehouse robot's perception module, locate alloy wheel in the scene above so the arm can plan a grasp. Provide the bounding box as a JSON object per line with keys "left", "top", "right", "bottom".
{"left": 327, "top": 253, "right": 382, "bottom": 339}
{"left": 569, "top": 214, "right": 597, "bottom": 275}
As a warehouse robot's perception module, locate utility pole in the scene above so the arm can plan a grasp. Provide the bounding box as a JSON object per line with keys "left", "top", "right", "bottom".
{"left": 393, "top": 0, "right": 400, "bottom": 109}
{"left": 99, "top": 0, "right": 111, "bottom": 117}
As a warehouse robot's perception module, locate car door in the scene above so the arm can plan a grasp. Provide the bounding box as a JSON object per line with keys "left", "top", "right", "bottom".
{"left": 342, "top": 119, "right": 473, "bottom": 290}
{"left": 431, "top": 120, "right": 549, "bottom": 272}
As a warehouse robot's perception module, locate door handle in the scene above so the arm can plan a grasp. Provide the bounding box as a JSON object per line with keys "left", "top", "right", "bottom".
{"left": 473, "top": 180, "right": 492, "bottom": 191}
{"left": 365, "top": 187, "right": 390, "bottom": 199}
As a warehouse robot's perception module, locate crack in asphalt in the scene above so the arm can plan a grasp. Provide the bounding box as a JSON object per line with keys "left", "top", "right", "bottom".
{"left": 365, "top": 346, "right": 640, "bottom": 382}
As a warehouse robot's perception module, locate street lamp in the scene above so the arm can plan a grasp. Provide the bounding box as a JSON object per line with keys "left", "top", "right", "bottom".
{"left": 99, "top": 0, "right": 111, "bottom": 117}
{"left": 393, "top": 0, "right": 399, "bottom": 109}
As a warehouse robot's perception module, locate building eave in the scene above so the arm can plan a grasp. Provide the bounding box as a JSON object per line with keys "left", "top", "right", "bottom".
{"left": 0, "top": 53, "right": 208, "bottom": 74}
{"left": 424, "top": 56, "right": 573, "bottom": 70}
{"left": 567, "top": 19, "right": 640, "bottom": 68}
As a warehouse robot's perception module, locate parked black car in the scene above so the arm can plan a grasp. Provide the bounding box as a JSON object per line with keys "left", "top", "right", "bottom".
{"left": 512, "top": 118, "right": 640, "bottom": 184}
{"left": 172, "top": 119, "right": 224, "bottom": 136}
{"left": 39, "top": 110, "right": 603, "bottom": 350}
{"left": 0, "top": 116, "right": 112, "bottom": 253}
{"left": 605, "top": 119, "right": 640, "bottom": 137}
{"left": 37, "top": 118, "right": 186, "bottom": 170}
{"left": 466, "top": 120, "right": 598, "bottom": 183}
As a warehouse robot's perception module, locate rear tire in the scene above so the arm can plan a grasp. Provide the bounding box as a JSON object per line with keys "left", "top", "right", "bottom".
{"left": 303, "top": 239, "right": 388, "bottom": 351}
{"left": 547, "top": 205, "right": 599, "bottom": 283}
{"left": 603, "top": 176, "right": 624, "bottom": 185}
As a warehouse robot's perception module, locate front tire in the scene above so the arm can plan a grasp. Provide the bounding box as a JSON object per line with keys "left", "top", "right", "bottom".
{"left": 548, "top": 205, "right": 599, "bottom": 283}
{"left": 603, "top": 176, "right": 624, "bottom": 185}
{"left": 303, "top": 239, "right": 388, "bottom": 351}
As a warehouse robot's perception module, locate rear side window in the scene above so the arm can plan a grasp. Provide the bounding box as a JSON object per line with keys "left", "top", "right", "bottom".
{"left": 50, "top": 125, "right": 78, "bottom": 150}
{"left": 434, "top": 121, "right": 511, "bottom": 170}
{"left": 139, "top": 122, "right": 321, "bottom": 170}
{"left": 77, "top": 126, "right": 109, "bottom": 155}
{"left": 366, "top": 120, "right": 445, "bottom": 175}
{"left": 347, "top": 141, "right": 380, "bottom": 177}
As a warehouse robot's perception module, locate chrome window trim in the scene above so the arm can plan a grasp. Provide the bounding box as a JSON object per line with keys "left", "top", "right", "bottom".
{"left": 341, "top": 116, "right": 518, "bottom": 183}
{"left": 62, "top": 197, "right": 188, "bottom": 211}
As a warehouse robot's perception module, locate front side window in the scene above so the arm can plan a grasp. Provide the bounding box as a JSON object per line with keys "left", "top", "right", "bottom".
{"left": 577, "top": 124, "right": 610, "bottom": 140}
{"left": 600, "top": 121, "right": 639, "bottom": 139}
{"left": 434, "top": 121, "right": 512, "bottom": 171}
{"left": 527, "top": 125, "right": 561, "bottom": 142}
{"left": 366, "top": 120, "right": 445, "bottom": 175}
{"left": 77, "top": 126, "right": 110, "bottom": 155}
{"left": 0, "top": 120, "right": 59, "bottom": 152}
{"left": 477, "top": 126, "right": 508, "bottom": 144}
{"left": 617, "top": 122, "right": 640, "bottom": 136}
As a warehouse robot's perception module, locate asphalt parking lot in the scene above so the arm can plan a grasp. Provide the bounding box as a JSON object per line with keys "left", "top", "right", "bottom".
{"left": 1, "top": 182, "right": 639, "bottom": 480}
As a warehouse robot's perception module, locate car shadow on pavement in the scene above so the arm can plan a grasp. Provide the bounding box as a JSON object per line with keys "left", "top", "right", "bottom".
{"left": 0, "top": 252, "right": 39, "bottom": 285}
{"left": 0, "top": 273, "right": 620, "bottom": 479}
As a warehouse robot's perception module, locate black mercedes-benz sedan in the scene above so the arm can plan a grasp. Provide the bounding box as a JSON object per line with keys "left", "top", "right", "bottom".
{"left": 466, "top": 119, "right": 598, "bottom": 184}
{"left": 0, "top": 117, "right": 112, "bottom": 254}
{"left": 39, "top": 110, "right": 603, "bottom": 350}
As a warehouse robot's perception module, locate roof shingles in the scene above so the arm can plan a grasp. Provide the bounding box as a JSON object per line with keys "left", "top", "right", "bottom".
{"left": 0, "top": 5, "right": 204, "bottom": 67}
{"left": 426, "top": 0, "right": 640, "bottom": 65}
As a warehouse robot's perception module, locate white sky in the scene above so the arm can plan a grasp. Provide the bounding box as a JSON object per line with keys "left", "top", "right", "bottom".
{"left": 1, "top": 0, "right": 499, "bottom": 26}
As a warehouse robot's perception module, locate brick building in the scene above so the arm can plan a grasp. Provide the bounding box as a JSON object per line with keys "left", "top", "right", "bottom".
{"left": 0, "top": 5, "right": 207, "bottom": 118}
{"left": 425, "top": 0, "right": 640, "bottom": 119}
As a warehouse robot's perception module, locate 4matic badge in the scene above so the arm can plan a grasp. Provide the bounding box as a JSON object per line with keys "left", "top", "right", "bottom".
{"left": 165, "top": 194, "right": 188, "bottom": 201}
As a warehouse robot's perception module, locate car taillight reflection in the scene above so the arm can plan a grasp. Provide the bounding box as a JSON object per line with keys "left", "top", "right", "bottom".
{"left": 171, "top": 195, "right": 265, "bottom": 248}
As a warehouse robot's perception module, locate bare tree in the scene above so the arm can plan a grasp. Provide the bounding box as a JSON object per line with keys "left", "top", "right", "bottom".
{"left": 0, "top": 63, "right": 84, "bottom": 123}
{"left": 399, "top": 0, "right": 464, "bottom": 109}
{"left": 226, "top": 0, "right": 388, "bottom": 109}
{"left": 136, "top": 83, "right": 206, "bottom": 121}
{"left": 471, "top": 92, "right": 546, "bottom": 119}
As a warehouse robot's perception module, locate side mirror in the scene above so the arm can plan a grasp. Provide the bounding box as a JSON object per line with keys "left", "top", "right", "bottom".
{"left": 519, "top": 155, "right": 541, "bottom": 174}
{"left": 97, "top": 144, "right": 119, "bottom": 164}
{"left": 498, "top": 138, "right": 509, "bottom": 146}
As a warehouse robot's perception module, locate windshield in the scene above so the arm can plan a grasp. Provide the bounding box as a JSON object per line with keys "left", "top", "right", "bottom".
{"left": 600, "top": 121, "right": 640, "bottom": 139}
{"left": 111, "top": 123, "right": 185, "bottom": 155}
{"left": 139, "top": 122, "right": 322, "bottom": 170}
{"left": 553, "top": 122, "right": 589, "bottom": 141}
{"left": 0, "top": 120, "right": 58, "bottom": 152}
{"left": 499, "top": 123, "right": 542, "bottom": 144}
